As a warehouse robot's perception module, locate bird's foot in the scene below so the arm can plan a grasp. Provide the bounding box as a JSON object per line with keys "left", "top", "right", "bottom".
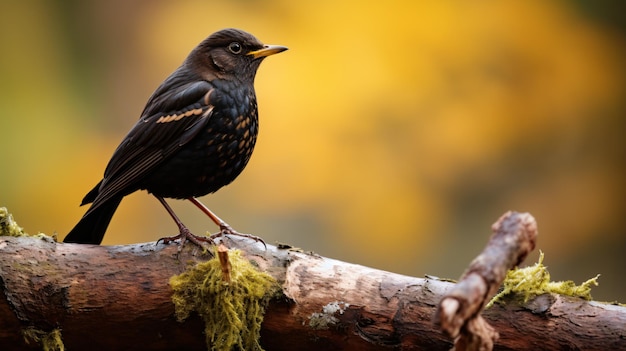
{"left": 209, "top": 224, "right": 267, "bottom": 250}
{"left": 158, "top": 227, "right": 215, "bottom": 253}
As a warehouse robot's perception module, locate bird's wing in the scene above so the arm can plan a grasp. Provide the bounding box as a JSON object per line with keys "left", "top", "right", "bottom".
{"left": 84, "top": 80, "right": 215, "bottom": 215}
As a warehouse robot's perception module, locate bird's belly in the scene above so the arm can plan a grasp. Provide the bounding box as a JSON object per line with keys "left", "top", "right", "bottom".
{"left": 141, "top": 115, "right": 258, "bottom": 199}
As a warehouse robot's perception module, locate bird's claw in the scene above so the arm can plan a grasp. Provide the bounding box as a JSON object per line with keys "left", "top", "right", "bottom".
{"left": 210, "top": 225, "right": 267, "bottom": 250}
{"left": 157, "top": 227, "right": 215, "bottom": 253}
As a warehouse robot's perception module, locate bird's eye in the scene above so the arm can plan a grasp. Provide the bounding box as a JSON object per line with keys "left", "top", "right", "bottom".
{"left": 228, "top": 42, "right": 242, "bottom": 54}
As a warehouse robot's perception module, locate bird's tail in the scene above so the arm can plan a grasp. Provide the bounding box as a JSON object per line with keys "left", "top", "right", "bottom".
{"left": 63, "top": 198, "right": 122, "bottom": 244}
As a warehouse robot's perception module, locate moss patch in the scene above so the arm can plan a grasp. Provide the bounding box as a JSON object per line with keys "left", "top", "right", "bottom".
{"left": 22, "top": 328, "right": 64, "bottom": 351}
{"left": 0, "top": 207, "right": 55, "bottom": 241}
{"left": 170, "top": 248, "right": 279, "bottom": 351}
{"left": 487, "top": 251, "right": 600, "bottom": 308}
{"left": 0, "top": 207, "right": 26, "bottom": 237}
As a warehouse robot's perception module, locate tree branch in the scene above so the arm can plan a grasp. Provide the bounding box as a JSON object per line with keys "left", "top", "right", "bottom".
{"left": 0, "top": 212, "right": 624, "bottom": 350}
{"left": 435, "top": 211, "right": 537, "bottom": 350}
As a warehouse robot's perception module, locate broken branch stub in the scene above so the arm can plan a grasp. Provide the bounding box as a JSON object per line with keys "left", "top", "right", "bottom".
{"left": 435, "top": 211, "right": 538, "bottom": 350}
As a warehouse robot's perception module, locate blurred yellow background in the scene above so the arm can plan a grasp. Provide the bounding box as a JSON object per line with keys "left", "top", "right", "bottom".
{"left": 1, "top": 1, "right": 624, "bottom": 301}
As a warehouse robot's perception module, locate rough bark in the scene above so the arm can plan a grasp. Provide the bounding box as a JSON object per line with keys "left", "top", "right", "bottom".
{"left": 0, "top": 215, "right": 624, "bottom": 350}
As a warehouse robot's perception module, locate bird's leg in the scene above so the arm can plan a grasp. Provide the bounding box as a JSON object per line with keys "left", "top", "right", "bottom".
{"left": 187, "top": 197, "right": 234, "bottom": 233}
{"left": 187, "top": 197, "right": 266, "bottom": 249}
{"left": 155, "top": 196, "right": 214, "bottom": 250}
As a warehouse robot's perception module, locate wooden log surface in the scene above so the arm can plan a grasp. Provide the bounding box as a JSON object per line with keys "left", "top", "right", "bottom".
{"left": 0, "top": 227, "right": 624, "bottom": 350}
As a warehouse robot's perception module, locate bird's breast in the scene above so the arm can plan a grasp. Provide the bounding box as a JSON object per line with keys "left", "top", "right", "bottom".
{"left": 142, "top": 93, "right": 259, "bottom": 198}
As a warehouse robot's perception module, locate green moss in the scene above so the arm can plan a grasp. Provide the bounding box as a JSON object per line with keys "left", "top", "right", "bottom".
{"left": 22, "top": 328, "right": 64, "bottom": 351}
{"left": 0, "top": 207, "right": 26, "bottom": 237}
{"left": 0, "top": 207, "right": 56, "bottom": 241}
{"left": 487, "top": 251, "right": 600, "bottom": 308}
{"left": 170, "top": 248, "right": 279, "bottom": 351}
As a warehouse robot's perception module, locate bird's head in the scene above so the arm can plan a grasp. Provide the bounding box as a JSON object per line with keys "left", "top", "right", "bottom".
{"left": 187, "top": 28, "right": 287, "bottom": 82}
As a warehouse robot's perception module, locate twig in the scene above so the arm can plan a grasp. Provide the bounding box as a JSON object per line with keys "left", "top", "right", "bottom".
{"left": 434, "top": 211, "right": 538, "bottom": 351}
{"left": 217, "top": 243, "right": 231, "bottom": 282}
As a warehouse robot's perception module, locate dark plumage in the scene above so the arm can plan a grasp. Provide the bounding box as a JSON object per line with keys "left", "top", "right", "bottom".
{"left": 64, "top": 28, "right": 287, "bottom": 245}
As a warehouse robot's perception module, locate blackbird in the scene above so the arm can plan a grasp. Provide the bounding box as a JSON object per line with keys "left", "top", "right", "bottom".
{"left": 64, "top": 28, "right": 287, "bottom": 246}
